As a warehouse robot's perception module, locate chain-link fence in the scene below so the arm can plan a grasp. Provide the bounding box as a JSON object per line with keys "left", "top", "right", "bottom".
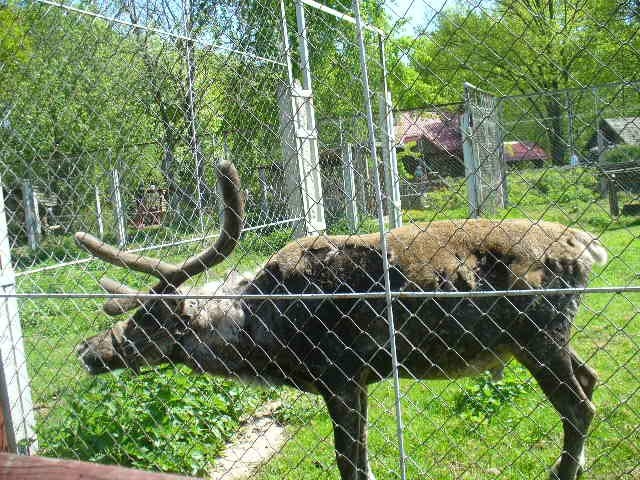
{"left": 1, "top": 1, "right": 639, "bottom": 479}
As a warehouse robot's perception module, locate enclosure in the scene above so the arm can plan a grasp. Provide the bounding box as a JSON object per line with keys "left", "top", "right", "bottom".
{"left": 0, "top": 0, "right": 639, "bottom": 479}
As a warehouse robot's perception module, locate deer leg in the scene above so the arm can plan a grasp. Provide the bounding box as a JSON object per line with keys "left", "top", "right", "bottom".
{"left": 567, "top": 348, "right": 598, "bottom": 477}
{"left": 322, "top": 382, "right": 372, "bottom": 480}
{"left": 569, "top": 348, "right": 598, "bottom": 401}
{"left": 358, "top": 384, "right": 375, "bottom": 480}
{"left": 516, "top": 343, "right": 595, "bottom": 480}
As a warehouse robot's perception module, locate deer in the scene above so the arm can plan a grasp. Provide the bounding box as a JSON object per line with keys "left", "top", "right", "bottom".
{"left": 75, "top": 161, "right": 607, "bottom": 480}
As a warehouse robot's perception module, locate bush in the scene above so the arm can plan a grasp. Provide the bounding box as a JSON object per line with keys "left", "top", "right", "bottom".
{"left": 508, "top": 167, "right": 599, "bottom": 205}
{"left": 327, "top": 216, "right": 380, "bottom": 235}
{"left": 240, "top": 227, "right": 293, "bottom": 256}
{"left": 453, "top": 370, "right": 532, "bottom": 424}
{"left": 601, "top": 145, "right": 640, "bottom": 164}
{"left": 11, "top": 235, "right": 85, "bottom": 270}
{"left": 37, "top": 366, "right": 263, "bottom": 476}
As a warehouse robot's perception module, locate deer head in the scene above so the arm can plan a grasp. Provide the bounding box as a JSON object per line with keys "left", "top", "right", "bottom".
{"left": 75, "top": 161, "right": 244, "bottom": 374}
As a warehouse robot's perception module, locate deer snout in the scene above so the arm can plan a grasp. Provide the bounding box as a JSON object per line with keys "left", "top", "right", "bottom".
{"left": 75, "top": 334, "right": 124, "bottom": 375}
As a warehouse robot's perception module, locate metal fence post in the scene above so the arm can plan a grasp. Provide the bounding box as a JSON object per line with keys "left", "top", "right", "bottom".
{"left": 379, "top": 91, "right": 402, "bottom": 229}
{"left": 183, "top": 0, "right": 205, "bottom": 232}
{"left": 258, "top": 168, "right": 270, "bottom": 216}
{"left": 278, "top": 81, "right": 326, "bottom": 237}
{"left": 342, "top": 143, "right": 359, "bottom": 231}
{"left": 94, "top": 186, "right": 104, "bottom": 240}
{"left": 352, "top": 1, "right": 407, "bottom": 478}
{"left": 0, "top": 177, "right": 37, "bottom": 454}
{"left": 110, "top": 169, "right": 127, "bottom": 248}
{"left": 462, "top": 90, "right": 480, "bottom": 218}
{"left": 20, "top": 181, "right": 40, "bottom": 251}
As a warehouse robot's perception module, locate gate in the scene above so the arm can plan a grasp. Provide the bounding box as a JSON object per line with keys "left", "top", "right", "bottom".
{"left": 462, "top": 82, "right": 507, "bottom": 217}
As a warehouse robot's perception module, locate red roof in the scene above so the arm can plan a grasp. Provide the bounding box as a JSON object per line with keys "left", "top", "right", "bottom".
{"left": 395, "top": 109, "right": 461, "bottom": 154}
{"left": 395, "top": 110, "right": 548, "bottom": 163}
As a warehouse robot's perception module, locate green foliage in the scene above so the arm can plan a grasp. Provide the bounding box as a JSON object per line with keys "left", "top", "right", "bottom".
{"left": 240, "top": 228, "right": 294, "bottom": 257}
{"left": 327, "top": 216, "right": 380, "bottom": 235}
{"left": 507, "top": 167, "right": 599, "bottom": 205}
{"left": 273, "top": 389, "right": 324, "bottom": 426}
{"left": 453, "top": 371, "right": 533, "bottom": 424}
{"left": 396, "top": 141, "right": 420, "bottom": 180}
{"left": 37, "top": 366, "right": 262, "bottom": 476}
{"left": 601, "top": 145, "right": 640, "bottom": 164}
{"left": 418, "top": 167, "right": 600, "bottom": 217}
{"left": 11, "top": 235, "right": 84, "bottom": 270}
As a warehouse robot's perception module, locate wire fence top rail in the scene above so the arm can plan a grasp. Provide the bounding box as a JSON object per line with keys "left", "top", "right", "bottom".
{"left": 301, "top": 0, "right": 385, "bottom": 36}
{"left": 35, "top": 0, "right": 288, "bottom": 66}
{"left": 5, "top": 285, "right": 640, "bottom": 300}
{"left": 14, "top": 217, "right": 304, "bottom": 278}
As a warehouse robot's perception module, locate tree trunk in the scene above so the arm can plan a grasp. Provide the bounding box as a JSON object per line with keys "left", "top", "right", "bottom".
{"left": 161, "top": 133, "right": 179, "bottom": 214}
{"left": 546, "top": 93, "right": 566, "bottom": 165}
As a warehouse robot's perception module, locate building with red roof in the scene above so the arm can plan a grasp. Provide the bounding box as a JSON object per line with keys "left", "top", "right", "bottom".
{"left": 395, "top": 109, "right": 549, "bottom": 177}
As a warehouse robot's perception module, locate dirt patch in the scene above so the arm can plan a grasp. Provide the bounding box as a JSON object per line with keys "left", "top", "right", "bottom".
{"left": 210, "top": 401, "right": 287, "bottom": 480}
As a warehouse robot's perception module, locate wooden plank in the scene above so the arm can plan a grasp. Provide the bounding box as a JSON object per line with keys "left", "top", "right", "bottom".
{"left": 277, "top": 80, "right": 326, "bottom": 237}
{"left": 0, "top": 404, "right": 8, "bottom": 452}
{"left": 608, "top": 174, "right": 620, "bottom": 217}
{"left": 0, "top": 453, "right": 199, "bottom": 480}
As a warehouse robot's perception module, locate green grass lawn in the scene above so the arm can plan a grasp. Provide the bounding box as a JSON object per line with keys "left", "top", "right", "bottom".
{"left": 13, "top": 167, "right": 640, "bottom": 478}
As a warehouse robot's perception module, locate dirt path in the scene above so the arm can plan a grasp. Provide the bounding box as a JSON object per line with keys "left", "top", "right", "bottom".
{"left": 210, "top": 401, "right": 287, "bottom": 480}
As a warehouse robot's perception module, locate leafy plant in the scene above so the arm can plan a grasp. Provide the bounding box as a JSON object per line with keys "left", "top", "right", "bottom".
{"left": 37, "top": 366, "right": 263, "bottom": 476}
{"left": 453, "top": 370, "right": 532, "bottom": 424}
{"left": 240, "top": 228, "right": 294, "bottom": 257}
{"left": 601, "top": 145, "right": 640, "bottom": 164}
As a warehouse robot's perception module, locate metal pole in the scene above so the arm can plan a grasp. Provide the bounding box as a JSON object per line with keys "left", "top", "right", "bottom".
{"left": 462, "top": 84, "right": 480, "bottom": 218}
{"left": 295, "top": 0, "right": 312, "bottom": 90}
{"left": 378, "top": 35, "right": 402, "bottom": 229}
{"left": 94, "top": 186, "right": 104, "bottom": 239}
{"left": 111, "top": 169, "right": 127, "bottom": 248}
{"left": 0, "top": 175, "right": 37, "bottom": 454}
{"left": 279, "top": 0, "right": 295, "bottom": 86}
{"left": 352, "top": 1, "right": 406, "bottom": 478}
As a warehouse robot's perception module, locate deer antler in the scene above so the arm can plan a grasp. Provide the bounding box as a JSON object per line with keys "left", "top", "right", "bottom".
{"left": 76, "top": 161, "right": 244, "bottom": 315}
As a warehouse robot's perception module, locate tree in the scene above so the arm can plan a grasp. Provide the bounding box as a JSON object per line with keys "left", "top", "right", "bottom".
{"left": 404, "top": 0, "right": 640, "bottom": 164}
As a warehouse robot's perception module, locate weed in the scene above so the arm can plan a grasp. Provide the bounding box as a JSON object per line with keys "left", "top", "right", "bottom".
{"left": 36, "top": 365, "right": 264, "bottom": 476}
{"left": 453, "top": 370, "right": 533, "bottom": 424}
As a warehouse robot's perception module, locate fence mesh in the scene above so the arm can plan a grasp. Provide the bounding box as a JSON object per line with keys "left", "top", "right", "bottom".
{"left": 0, "top": 0, "right": 639, "bottom": 479}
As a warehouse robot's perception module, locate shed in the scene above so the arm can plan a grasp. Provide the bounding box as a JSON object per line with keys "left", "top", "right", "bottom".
{"left": 395, "top": 109, "right": 549, "bottom": 177}
{"left": 587, "top": 117, "right": 640, "bottom": 151}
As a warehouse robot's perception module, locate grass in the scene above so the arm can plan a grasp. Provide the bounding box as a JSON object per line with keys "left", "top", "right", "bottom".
{"left": 14, "top": 167, "right": 640, "bottom": 477}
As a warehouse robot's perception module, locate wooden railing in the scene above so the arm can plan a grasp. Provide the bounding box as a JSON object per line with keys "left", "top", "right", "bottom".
{"left": 0, "top": 452, "right": 199, "bottom": 480}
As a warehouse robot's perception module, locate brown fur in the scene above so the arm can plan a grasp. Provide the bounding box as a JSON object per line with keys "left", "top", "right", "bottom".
{"left": 272, "top": 219, "right": 603, "bottom": 292}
